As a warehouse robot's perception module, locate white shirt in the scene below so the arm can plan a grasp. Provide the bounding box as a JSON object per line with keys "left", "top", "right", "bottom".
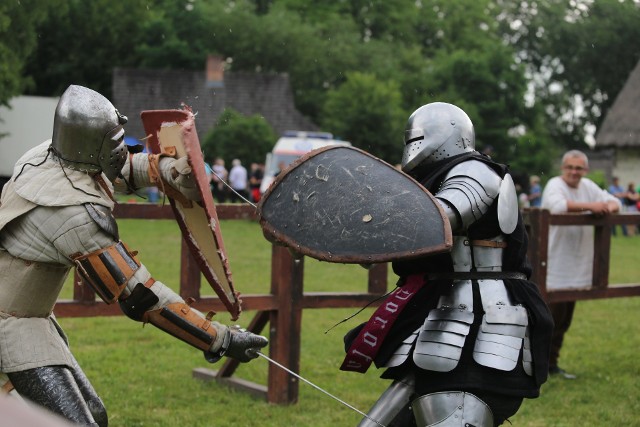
{"left": 229, "top": 165, "right": 248, "bottom": 190}
{"left": 541, "top": 176, "right": 620, "bottom": 290}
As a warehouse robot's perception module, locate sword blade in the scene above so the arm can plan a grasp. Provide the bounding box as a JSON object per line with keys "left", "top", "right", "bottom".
{"left": 256, "top": 352, "right": 387, "bottom": 427}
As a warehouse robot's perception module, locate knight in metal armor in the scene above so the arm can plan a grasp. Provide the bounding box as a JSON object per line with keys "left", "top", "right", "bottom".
{"left": 0, "top": 85, "right": 268, "bottom": 426}
{"left": 345, "top": 102, "right": 553, "bottom": 426}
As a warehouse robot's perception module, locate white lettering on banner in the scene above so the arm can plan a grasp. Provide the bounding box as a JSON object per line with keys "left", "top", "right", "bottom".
{"left": 385, "top": 302, "right": 399, "bottom": 313}
{"left": 350, "top": 349, "right": 373, "bottom": 363}
{"left": 395, "top": 289, "right": 414, "bottom": 301}
{"left": 363, "top": 332, "right": 378, "bottom": 347}
{"left": 345, "top": 361, "right": 363, "bottom": 369}
{"left": 373, "top": 316, "right": 389, "bottom": 329}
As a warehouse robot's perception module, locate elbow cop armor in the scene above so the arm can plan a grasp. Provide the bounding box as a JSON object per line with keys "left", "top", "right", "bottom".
{"left": 73, "top": 241, "right": 140, "bottom": 304}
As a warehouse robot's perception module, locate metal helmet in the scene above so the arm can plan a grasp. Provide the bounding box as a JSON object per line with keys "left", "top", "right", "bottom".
{"left": 401, "top": 102, "right": 475, "bottom": 173}
{"left": 51, "top": 85, "right": 128, "bottom": 181}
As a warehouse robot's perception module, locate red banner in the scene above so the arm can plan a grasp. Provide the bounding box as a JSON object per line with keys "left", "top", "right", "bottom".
{"left": 340, "top": 274, "right": 425, "bottom": 373}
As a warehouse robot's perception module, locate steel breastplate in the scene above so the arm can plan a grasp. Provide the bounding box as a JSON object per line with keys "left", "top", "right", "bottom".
{"left": 0, "top": 250, "right": 70, "bottom": 317}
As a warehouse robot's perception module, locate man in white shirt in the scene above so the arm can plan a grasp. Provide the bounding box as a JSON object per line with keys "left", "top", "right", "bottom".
{"left": 541, "top": 150, "right": 620, "bottom": 379}
{"left": 228, "top": 159, "right": 248, "bottom": 203}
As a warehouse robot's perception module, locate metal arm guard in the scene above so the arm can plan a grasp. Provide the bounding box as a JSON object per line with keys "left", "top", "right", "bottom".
{"left": 436, "top": 160, "right": 501, "bottom": 231}
{"left": 143, "top": 302, "right": 220, "bottom": 352}
{"left": 72, "top": 241, "right": 141, "bottom": 304}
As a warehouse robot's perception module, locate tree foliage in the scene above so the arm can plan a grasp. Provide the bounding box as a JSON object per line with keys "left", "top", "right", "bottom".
{"left": 202, "top": 108, "right": 276, "bottom": 165}
{"left": 5, "top": 0, "right": 639, "bottom": 177}
{"left": 20, "top": 0, "right": 153, "bottom": 98}
{"left": 498, "top": 0, "right": 640, "bottom": 148}
{"left": 0, "top": 0, "right": 54, "bottom": 106}
{"left": 321, "top": 72, "right": 407, "bottom": 163}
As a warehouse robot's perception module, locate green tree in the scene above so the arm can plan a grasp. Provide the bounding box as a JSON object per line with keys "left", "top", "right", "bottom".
{"left": 321, "top": 72, "right": 406, "bottom": 163}
{"left": 498, "top": 0, "right": 640, "bottom": 148}
{"left": 0, "top": 0, "right": 54, "bottom": 105}
{"left": 22, "top": 0, "right": 152, "bottom": 97}
{"left": 202, "top": 108, "right": 276, "bottom": 166}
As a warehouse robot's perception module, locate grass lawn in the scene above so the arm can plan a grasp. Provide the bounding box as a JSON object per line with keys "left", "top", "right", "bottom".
{"left": 56, "top": 218, "right": 640, "bottom": 426}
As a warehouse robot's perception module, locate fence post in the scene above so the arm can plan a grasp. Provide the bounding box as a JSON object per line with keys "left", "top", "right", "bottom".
{"left": 367, "top": 263, "right": 388, "bottom": 294}
{"left": 268, "top": 245, "right": 304, "bottom": 404}
{"left": 525, "top": 208, "right": 550, "bottom": 300}
{"left": 73, "top": 271, "right": 95, "bottom": 302}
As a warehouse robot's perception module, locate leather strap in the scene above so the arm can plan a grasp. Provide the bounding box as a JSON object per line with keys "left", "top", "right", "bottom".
{"left": 94, "top": 174, "right": 117, "bottom": 203}
{"left": 464, "top": 239, "right": 508, "bottom": 248}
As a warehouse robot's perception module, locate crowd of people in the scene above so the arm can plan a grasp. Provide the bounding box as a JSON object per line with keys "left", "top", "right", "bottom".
{"left": 206, "top": 158, "right": 265, "bottom": 204}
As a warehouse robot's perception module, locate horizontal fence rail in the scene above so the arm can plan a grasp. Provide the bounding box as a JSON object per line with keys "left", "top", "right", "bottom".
{"left": 524, "top": 208, "right": 640, "bottom": 303}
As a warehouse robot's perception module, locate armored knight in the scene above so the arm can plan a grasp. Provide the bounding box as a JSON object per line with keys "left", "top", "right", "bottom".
{"left": 347, "top": 103, "right": 553, "bottom": 426}
{"left": 0, "top": 85, "right": 267, "bottom": 426}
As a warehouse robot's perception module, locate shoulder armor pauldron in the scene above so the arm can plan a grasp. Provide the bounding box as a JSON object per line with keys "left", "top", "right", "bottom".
{"left": 85, "top": 203, "right": 119, "bottom": 240}
{"left": 436, "top": 160, "right": 501, "bottom": 229}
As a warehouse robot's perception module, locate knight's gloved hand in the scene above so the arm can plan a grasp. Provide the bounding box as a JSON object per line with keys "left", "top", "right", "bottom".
{"left": 203, "top": 325, "right": 268, "bottom": 363}
{"left": 226, "top": 325, "right": 269, "bottom": 363}
{"left": 159, "top": 156, "right": 201, "bottom": 201}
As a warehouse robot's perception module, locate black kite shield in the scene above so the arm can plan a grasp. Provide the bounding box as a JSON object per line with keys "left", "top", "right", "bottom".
{"left": 141, "top": 107, "right": 241, "bottom": 320}
{"left": 258, "top": 145, "right": 452, "bottom": 264}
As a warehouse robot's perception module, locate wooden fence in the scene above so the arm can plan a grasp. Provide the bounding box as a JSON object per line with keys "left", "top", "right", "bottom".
{"left": 524, "top": 208, "right": 640, "bottom": 302}
{"left": 53, "top": 204, "right": 640, "bottom": 404}
{"left": 55, "top": 203, "right": 388, "bottom": 404}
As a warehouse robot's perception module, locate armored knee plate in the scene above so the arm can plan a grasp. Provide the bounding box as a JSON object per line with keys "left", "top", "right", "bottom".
{"left": 412, "top": 391, "right": 494, "bottom": 426}
{"left": 357, "top": 373, "right": 415, "bottom": 427}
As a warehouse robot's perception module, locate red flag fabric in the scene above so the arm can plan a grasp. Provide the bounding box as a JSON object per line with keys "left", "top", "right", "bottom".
{"left": 340, "top": 274, "right": 425, "bottom": 373}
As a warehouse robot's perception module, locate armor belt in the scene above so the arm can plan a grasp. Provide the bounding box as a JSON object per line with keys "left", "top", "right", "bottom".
{"left": 427, "top": 272, "right": 526, "bottom": 281}
{"left": 72, "top": 241, "right": 140, "bottom": 304}
{"left": 0, "top": 250, "right": 70, "bottom": 317}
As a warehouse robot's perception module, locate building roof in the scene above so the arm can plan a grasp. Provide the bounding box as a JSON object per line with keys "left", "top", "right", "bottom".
{"left": 112, "top": 66, "right": 318, "bottom": 144}
{"left": 595, "top": 59, "right": 640, "bottom": 148}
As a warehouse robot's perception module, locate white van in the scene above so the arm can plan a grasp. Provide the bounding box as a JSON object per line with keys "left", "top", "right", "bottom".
{"left": 259, "top": 130, "right": 351, "bottom": 194}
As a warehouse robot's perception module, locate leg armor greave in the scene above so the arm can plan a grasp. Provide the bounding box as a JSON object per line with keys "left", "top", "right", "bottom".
{"left": 8, "top": 366, "right": 105, "bottom": 426}
{"left": 412, "top": 392, "right": 494, "bottom": 427}
{"left": 358, "top": 373, "right": 415, "bottom": 427}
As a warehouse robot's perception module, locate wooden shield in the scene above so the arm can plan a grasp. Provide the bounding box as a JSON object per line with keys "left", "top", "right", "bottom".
{"left": 258, "top": 145, "right": 452, "bottom": 264}
{"left": 141, "top": 107, "right": 241, "bottom": 320}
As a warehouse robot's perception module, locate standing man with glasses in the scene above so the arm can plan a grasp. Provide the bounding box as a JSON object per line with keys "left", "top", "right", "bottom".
{"left": 541, "top": 150, "right": 620, "bottom": 379}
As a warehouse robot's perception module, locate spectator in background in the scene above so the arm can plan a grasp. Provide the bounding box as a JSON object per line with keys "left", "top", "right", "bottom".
{"left": 608, "top": 176, "right": 628, "bottom": 236}
{"left": 541, "top": 150, "right": 621, "bottom": 379}
{"left": 528, "top": 175, "right": 542, "bottom": 208}
{"left": 228, "top": 158, "right": 249, "bottom": 203}
{"left": 624, "top": 182, "right": 639, "bottom": 235}
{"left": 249, "top": 163, "right": 264, "bottom": 203}
{"left": 210, "top": 157, "right": 228, "bottom": 203}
